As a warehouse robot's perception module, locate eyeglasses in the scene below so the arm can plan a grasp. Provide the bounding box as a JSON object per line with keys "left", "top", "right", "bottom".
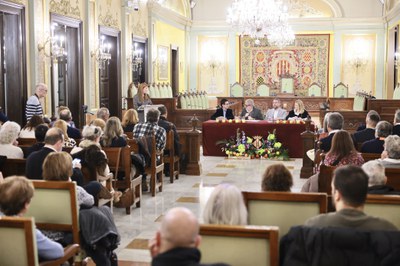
{"left": 245, "top": 104, "right": 252, "bottom": 107}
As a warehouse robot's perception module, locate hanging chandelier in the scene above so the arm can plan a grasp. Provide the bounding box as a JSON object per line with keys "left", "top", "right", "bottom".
{"left": 129, "top": 42, "right": 143, "bottom": 73}
{"left": 227, "top": 0, "right": 295, "bottom": 48}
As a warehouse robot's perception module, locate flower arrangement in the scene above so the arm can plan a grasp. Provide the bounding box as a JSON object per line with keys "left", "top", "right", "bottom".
{"left": 217, "top": 128, "right": 289, "bottom": 160}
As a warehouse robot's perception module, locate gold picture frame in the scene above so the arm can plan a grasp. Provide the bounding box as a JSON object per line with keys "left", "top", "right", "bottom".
{"left": 158, "top": 45, "right": 168, "bottom": 80}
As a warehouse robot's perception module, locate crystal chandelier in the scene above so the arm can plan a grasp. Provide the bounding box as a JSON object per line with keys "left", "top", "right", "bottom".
{"left": 227, "top": 0, "right": 295, "bottom": 48}
{"left": 129, "top": 42, "right": 143, "bottom": 73}
{"left": 91, "top": 35, "right": 112, "bottom": 69}
{"left": 37, "top": 23, "right": 67, "bottom": 63}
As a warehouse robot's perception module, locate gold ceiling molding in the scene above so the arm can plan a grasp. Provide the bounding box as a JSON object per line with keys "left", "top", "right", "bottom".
{"left": 50, "top": 0, "right": 81, "bottom": 19}
{"left": 99, "top": 7, "right": 119, "bottom": 29}
{"left": 7, "top": 0, "right": 26, "bottom": 5}
{"left": 132, "top": 9, "right": 147, "bottom": 37}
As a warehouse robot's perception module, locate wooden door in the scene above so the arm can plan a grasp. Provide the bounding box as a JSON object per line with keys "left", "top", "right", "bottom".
{"left": 131, "top": 37, "right": 148, "bottom": 85}
{"left": 0, "top": 3, "right": 26, "bottom": 125}
{"left": 171, "top": 47, "right": 179, "bottom": 96}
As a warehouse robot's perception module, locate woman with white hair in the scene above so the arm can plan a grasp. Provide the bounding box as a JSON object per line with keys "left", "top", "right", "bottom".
{"left": 362, "top": 160, "right": 400, "bottom": 195}
{"left": 378, "top": 135, "right": 400, "bottom": 168}
{"left": 0, "top": 121, "right": 23, "bottom": 158}
{"left": 203, "top": 183, "right": 248, "bottom": 225}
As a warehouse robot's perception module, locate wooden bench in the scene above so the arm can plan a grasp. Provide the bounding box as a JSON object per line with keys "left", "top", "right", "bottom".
{"left": 0, "top": 216, "right": 79, "bottom": 266}
{"left": 17, "top": 138, "right": 36, "bottom": 146}
{"left": 242, "top": 191, "right": 327, "bottom": 238}
{"left": 24, "top": 181, "right": 83, "bottom": 264}
{"left": 199, "top": 224, "right": 279, "bottom": 266}
{"left": 0, "top": 158, "right": 27, "bottom": 177}
{"left": 365, "top": 194, "right": 400, "bottom": 229}
{"left": 385, "top": 167, "right": 400, "bottom": 191}
{"left": 164, "top": 130, "right": 179, "bottom": 183}
{"left": 361, "top": 152, "right": 381, "bottom": 162}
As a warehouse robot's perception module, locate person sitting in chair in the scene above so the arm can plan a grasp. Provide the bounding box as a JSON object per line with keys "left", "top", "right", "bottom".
{"left": 265, "top": 98, "right": 287, "bottom": 121}
{"left": 210, "top": 99, "right": 234, "bottom": 120}
{"left": 240, "top": 99, "right": 264, "bottom": 120}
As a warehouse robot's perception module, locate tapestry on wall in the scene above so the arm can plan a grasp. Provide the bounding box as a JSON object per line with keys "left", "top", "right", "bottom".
{"left": 240, "top": 34, "right": 330, "bottom": 96}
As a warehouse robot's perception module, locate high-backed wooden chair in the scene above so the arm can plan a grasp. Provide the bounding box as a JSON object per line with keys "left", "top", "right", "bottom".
{"left": 179, "top": 94, "right": 188, "bottom": 109}
{"left": 318, "top": 163, "right": 336, "bottom": 195}
{"left": 24, "top": 181, "right": 82, "bottom": 264}
{"left": 199, "top": 224, "right": 279, "bottom": 266}
{"left": 242, "top": 191, "right": 327, "bottom": 238}
{"left": 385, "top": 167, "right": 400, "bottom": 191}
{"left": 17, "top": 138, "right": 36, "bottom": 146}
{"left": 230, "top": 82, "right": 244, "bottom": 97}
{"left": 0, "top": 216, "right": 79, "bottom": 266}
{"left": 128, "top": 136, "right": 164, "bottom": 197}
{"left": 0, "top": 158, "right": 26, "bottom": 177}
{"left": 333, "top": 82, "right": 348, "bottom": 98}
{"left": 307, "top": 82, "right": 322, "bottom": 97}
{"left": 361, "top": 152, "right": 381, "bottom": 162}
{"left": 256, "top": 83, "right": 270, "bottom": 96}
{"left": 365, "top": 195, "right": 400, "bottom": 229}
{"left": 353, "top": 94, "right": 366, "bottom": 111}
{"left": 393, "top": 83, "right": 400, "bottom": 99}
{"left": 164, "top": 130, "right": 179, "bottom": 183}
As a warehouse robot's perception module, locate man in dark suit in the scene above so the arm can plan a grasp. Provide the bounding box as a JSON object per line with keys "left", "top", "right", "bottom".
{"left": 361, "top": 121, "right": 393, "bottom": 154}
{"left": 26, "top": 127, "right": 83, "bottom": 185}
{"left": 210, "top": 98, "right": 234, "bottom": 120}
{"left": 59, "top": 108, "right": 82, "bottom": 139}
{"left": 393, "top": 109, "right": 400, "bottom": 136}
{"left": 353, "top": 110, "right": 380, "bottom": 145}
{"left": 319, "top": 112, "right": 343, "bottom": 152}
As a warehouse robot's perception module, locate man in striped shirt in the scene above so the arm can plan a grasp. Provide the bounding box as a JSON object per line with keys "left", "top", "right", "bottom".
{"left": 25, "top": 83, "right": 48, "bottom": 121}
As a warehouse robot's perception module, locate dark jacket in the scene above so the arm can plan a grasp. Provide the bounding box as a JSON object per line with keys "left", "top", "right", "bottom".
{"left": 67, "top": 126, "right": 82, "bottom": 139}
{"left": 158, "top": 116, "right": 181, "bottom": 155}
{"left": 152, "top": 247, "right": 230, "bottom": 266}
{"left": 319, "top": 133, "right": 335, "bottom": 153}
{"left": 368, "top": 185, "right": 400, "bottom": 195}
{"left": 352, "top": 128, "right": 375, "bottom": 144}
{"left": 393, "top": 124, "right": 400, "bottom": 136}
{"left": 240, "top": 107, "right": 264, "bottom": 120}
{"left": 361, "top": 138, "right": 384, "bottom": 154}
{"left": 210, "top": 108, "right": 234, "bottom": 120}
{"left": 285, "top": 109, "right": 310, "bottom": 120}
{"left": 280, "top": 226, "right": 400, "bottom": 266}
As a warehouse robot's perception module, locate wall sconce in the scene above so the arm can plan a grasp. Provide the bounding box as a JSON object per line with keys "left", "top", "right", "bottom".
{"left": 37, "top": 23, "right": 67, "bottom": 63}
{"left": 348, "top": 54, "right": 368, "bottom": 73}
{"left": 128, "top": 42, "right": 143, "bottom": 73}
{"left": 91, "top": 35, "right": 112, "bottom": 69}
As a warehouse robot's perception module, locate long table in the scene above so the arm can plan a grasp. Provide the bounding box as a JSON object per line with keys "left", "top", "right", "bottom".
{"left": 202, "top": 120, "right": 313, "bottom": 158}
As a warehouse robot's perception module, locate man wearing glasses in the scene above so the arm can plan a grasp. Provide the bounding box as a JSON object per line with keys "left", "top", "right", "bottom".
{"left": 210, "top": 98, "right": 234, "bottom": 120}
{"left": 240, "top": 99, "right": 264, "bottom": 120}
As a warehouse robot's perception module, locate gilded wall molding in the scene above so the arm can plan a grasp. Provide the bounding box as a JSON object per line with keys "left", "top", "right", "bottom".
{"left": 50, "top": 0, "right": 81, "bottom": 19}
{"left": 99, "top": 7, "right": 119, "bottom": 29}
{"left": 6, "top": 0, "right": 26, "bottom": 5}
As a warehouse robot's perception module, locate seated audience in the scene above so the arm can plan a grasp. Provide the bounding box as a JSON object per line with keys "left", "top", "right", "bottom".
{"left": 26, "top": 124, "right": 49, "bottom": 157}
{"left": 302, "top": 130, "right": 364, "bottom": 192}
{"left": 203, "top": 183, "right": 248, "bottom": 225}
{"left": 377, "top": 134, "right": 400, "bottom": 167}
{"left": 285, "top": 99, "right": 310, "bottom": 120}
{"left": 261, "top": 163, "right": 293, "bottom": 192}
{"left": 121, "top": 108, "right": 139, "bottom": 132}
{"left": 265, "top": 98, "right": 287, "bottom": 121}
{"left": 0, "top": 121, "right": 23, "bottom": 159}
{"left": 210, "top": 98, "right": 234, "bottom": 120}
{"left": 53, "top": 119, "right": 76, "bottom": 148}
{"left": 71, "top": 125, "right": 103, "bottom": 154}
{"left": 361, "top": 120, "right": 392, "bottom": 154}
{"left": 240, "top": 99, "right": 264, "bottom": 120}
{"left": 89, "top": 118, "right": 106, "bottom": 131}
{"left": 100, "top": 117, "right": 127, "bottom": 148}
{"left": 0, "top": 109, "right": 9, "bottom": 125}
{"left": 305, "top": 165, "right": 397, "bottom": 230}
{"left": 352, "top": 110, "right": 380, "bottom": 145}
{"left": 19, "top": 115, "right": 44, "bottom": 138}
{"left": 319, "top": 112, "right": 344, "bottom": 152}
{"left": 362, "top": 160, "right": 400, "bottom": 195}
{"left": 133, "top": 108, "right": 166, "bottom": 152}
{"left": 0, "top": 175, "right": 64, "bottom": 261}
{"left": 158, "top": 105, "right": 181, "bottom": 156}
{"left": 59, "top": 108, "right": 82, "bottom": 139}
{"left": 97, "top": 107, "right": 110, "bottom": 122}
{"left": 393, "top": 109, "right": 400, "bottom": 136}
{"left": 149, "top": 207, "right": 230, "bottom": 266}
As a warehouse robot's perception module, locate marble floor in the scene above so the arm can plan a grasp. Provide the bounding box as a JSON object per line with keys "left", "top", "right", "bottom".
{"left": 111, "top": 152, "right": 306, "bottom": 265}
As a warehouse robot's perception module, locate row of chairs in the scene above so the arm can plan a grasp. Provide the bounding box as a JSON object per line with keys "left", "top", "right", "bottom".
{"left": 178, "top": 92, "right": 209, "bottom": 109}
{"left": 128, "top": 82, "right": 174, "bottom": 99}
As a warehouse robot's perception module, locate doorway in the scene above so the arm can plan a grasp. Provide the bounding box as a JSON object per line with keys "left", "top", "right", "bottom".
{"left": 171, "top": 46, "right": 179, "bottom": 96}
{"left": 131, "top": 36, "right": 148, "bottom": 85}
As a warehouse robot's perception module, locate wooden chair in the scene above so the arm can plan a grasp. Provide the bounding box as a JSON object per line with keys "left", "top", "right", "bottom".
{"left": 164, "top": 130, "right": 179, "bottom": 183}
{"left": 128, "top": 136, "right": 164, "bottom": 197}
{"left": 17, "top": 138, "right": 36, "bottom": 146}
{"left": 307, "top": 82, "right": 322, "bottom": 97}
{"left": 230, "top": 82, "right": 244, "bottom": 97}
{"left": 0, "top": 158, "right": 26, "bottom": 177}
{"left": 199, "top": 224, "right": 279, "bottom": 266}
{"left": 393, "top": 83, "right": 400, "bottom": 99}
{"left": 256, "top": 83, "right": 270, "bottom": 96}
{"left": 365, "top": 194, "right": 400, "bottom": 229}
{"left": 0, "top": 216, "right": 79, "bottom": 266}
{"left": 24, "top": 181, "right": 82, "bottom": 264}
{"left": 361, "top": 152, "right": 381, "bottom": 162}
{"left": 333, "top": 82, "right": 348, "bottom": 98}
{"left": 242, "top": 191, "right": 327, "bottom": 238}
{"left": 385, "top": 168, "right": 400, "bottom": 191}
{"left": 318, "top": 163, "right": 336, "bottom": 196}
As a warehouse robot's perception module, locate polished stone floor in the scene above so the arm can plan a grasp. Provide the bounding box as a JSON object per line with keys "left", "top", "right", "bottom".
{"left": 111, "top": 153, "right": 306, "bottom": 265}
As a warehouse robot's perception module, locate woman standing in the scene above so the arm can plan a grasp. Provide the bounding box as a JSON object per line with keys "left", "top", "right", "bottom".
{"left": 285, "top": 99, "right": 310, "bottom": 120}
{"left": 133, "top": 83, "right": 152, "bottom": 110}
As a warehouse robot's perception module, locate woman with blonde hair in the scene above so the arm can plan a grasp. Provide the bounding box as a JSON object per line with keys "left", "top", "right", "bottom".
{"left": 203, "top": 183, "right": 248, "bottom": 225}
{"left": 100, "top": 116, "right": 127, "bottom": 147}
{"left": 122, "top": 108, "right": 139, "bottom": 132}
{"left": 53, "top": 119, "right": 76, "bottom": 147}
{"left": 286, "top": 99, "right": 310, "bottom": 120}
{"left": 89, "top": 118, "right": 106, "bottom": 131}
{"left": 133, "top": 82, "right": 152, "bottom": 110}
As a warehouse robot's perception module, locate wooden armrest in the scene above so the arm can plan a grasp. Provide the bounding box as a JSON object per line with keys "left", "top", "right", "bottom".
{"left": 39, "top": 244, "right": 80, "bottom": 266}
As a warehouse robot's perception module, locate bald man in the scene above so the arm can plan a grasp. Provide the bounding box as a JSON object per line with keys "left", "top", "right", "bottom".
{"left": 150, "top": 207, "right": 230, "bottom": 266}
{"left": 26, "top": 83, "right": 47, "bottom": 121}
